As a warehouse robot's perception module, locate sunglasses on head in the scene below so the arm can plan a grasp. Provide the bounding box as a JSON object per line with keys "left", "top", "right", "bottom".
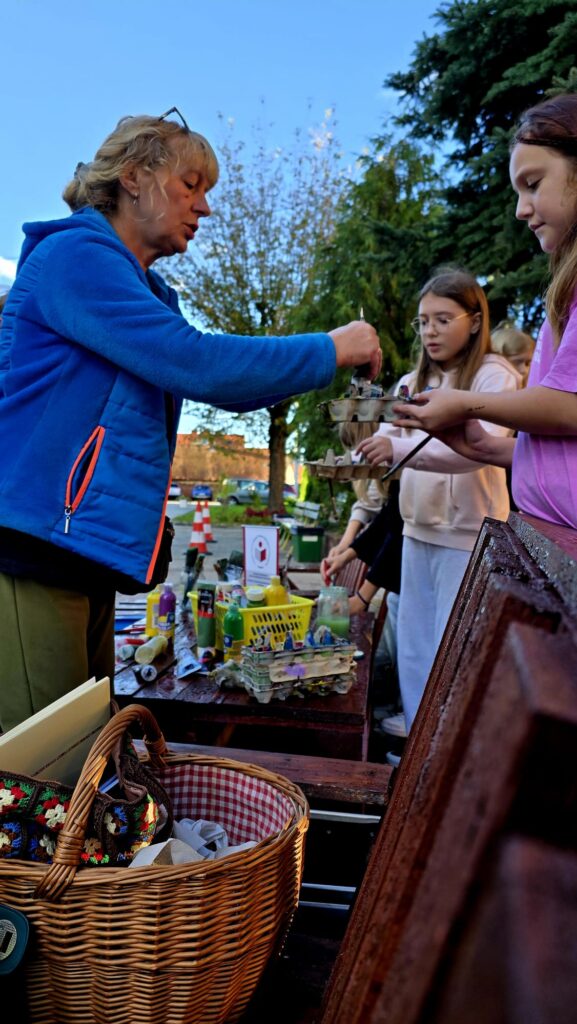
{"left": 158, "top": 107, "right": 190, "bottom": 132}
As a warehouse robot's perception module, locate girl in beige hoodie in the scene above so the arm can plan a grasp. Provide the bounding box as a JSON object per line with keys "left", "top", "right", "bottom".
{"left": 358, "top": 269, "right": 520, "bottom": 733}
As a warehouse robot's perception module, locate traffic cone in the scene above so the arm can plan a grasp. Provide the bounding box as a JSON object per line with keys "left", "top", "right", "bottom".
{"left": 202, "top": 500, "right": 215, "bottom": 542}
{"left": 188, "top": 502, "right": 207, "bottom": 554}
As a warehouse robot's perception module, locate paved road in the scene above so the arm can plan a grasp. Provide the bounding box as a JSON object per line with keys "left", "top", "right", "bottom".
{"left": 168, "top": 520, "right": 244, "bottom": 589}
{"left": 116, "top": 504, "right": 244, "bottom": 606}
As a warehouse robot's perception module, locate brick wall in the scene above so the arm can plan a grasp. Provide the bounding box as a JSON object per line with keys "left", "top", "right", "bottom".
{"left": 172, "top": 433, "right": 270, "bottom": 492}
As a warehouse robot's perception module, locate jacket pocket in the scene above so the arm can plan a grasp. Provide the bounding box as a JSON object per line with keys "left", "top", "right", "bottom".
{"left": 63, "top": 426, "right": 106, "bottom": 534}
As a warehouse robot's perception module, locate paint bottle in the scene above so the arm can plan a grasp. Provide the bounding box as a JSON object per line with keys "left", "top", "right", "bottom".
{"left": 195, "top": 582, "right": 216, "bottom": 648}
{"left": 157, "top": 584, "right": 176, "bottom": 640}
{"left": 145, "top": 586, "right": 162, "bottom": 637}
{"left": 134, "top": 635, "right": 168, "bottom": 665}
{"left": 263, "top": 575, "right": 289, "bottom": 607}
{"left": 223, "top": 600, "right": 244, "bottom": 663}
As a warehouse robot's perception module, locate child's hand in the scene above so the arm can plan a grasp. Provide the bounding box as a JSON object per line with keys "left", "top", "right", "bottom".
{"left": 356, "top": 434, "right": 393, "bottom": 466}
{"left": 392, "top": 389, "right": 470, "bottom": 431}
{"left": 320, "top": 548, "right": 351, "bottom": 585}
{"left": 434, "top": 420, "right": 514, "bottom": 467}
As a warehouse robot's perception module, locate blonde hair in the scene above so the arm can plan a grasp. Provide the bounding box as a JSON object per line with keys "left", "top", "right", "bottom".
{"left": 338, "top": 421, "right": 378, "bottom": 448}
{"left": 491, "top": 321, "right": 535, "bottom": 358}
{"left": 512, "top": 94, "right": 577, "bottom": 346}
{"left": 63, "top": 113, "right": 219, "bottom": 214}
{"left": 413, "top": 267, "right": 491, "bottom": 393}
{"left": 353, "top": 477, "right": 390, "bottom": 502}
{"left": 338, "top": 422, "right": 389, "bottom": 501}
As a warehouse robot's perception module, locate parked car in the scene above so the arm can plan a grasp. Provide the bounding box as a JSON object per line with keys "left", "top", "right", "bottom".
{"left": 191, "top": 483, "right": 214, "bottom": 501}
{"left": 168, "top": 482, "right": 182, "bottom": 499}
{"left": 224, "top": 479, "right": 296, "bottom": 505}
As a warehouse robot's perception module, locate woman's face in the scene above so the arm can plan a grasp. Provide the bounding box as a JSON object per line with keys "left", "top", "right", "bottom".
{"left": 132, "top": 160, "right": 212, "bottom": 262}
{"left": 510, "top": 142, "right": 577, "bottom": 254}
{"left": 416, "top": 292, "right": 479, "bottom": 371}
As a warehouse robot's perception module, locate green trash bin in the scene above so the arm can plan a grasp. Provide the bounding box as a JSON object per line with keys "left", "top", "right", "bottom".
{"left": 290, "top": 524, "right": 324, "bottom": 563}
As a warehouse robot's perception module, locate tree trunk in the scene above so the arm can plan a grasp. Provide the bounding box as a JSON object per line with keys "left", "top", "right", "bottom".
{"left": 268, "top": 400, "right": 291, "bottom": 511}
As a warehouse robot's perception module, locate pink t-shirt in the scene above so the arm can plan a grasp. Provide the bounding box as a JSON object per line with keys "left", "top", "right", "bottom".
{"left": 513, "top": 296, "right": 577, "bottom": 528}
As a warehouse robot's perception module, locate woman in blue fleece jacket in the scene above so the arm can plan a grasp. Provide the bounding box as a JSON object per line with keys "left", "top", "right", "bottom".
{"left": 0, "top": 109, "right": 381, "bottom": 730}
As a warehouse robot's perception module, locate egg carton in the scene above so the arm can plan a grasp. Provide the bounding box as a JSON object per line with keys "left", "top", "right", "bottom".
{"left": 321, "top": 394, "right": 400, "bottom": 423}
{"left": 242, "top": 673, "right": 356, "bottom": 704}
{"left": 305, "top": 449, "right": 383, "bottom": 482}
{"left": 239, "top": 641, "right": 357, "bottom": 703}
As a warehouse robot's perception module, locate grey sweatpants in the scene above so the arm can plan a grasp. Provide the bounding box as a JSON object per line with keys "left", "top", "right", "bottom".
{"left": 397, "top": 538, "right": 471, "bottom": 733}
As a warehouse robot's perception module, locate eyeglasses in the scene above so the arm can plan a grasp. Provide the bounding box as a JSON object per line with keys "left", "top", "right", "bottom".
{"left": 411, "top": 312, "right": 471, "bottom": 336}
{"left": 158, "top": 106, "right": 190, "bottom": 132}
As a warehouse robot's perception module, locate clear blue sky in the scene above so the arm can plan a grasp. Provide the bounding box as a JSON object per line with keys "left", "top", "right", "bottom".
{"left": 1, "top": 0, "right": 440, "bottom": 272}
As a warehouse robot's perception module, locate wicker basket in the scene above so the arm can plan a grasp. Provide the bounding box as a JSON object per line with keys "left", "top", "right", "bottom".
{"left": 0, "top": 704, "right": 309, "bottom": 1024}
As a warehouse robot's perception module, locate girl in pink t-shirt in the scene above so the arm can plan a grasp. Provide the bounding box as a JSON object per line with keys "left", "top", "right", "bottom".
{"left": 392, "top": 93, "right": 577, "bottom": 530}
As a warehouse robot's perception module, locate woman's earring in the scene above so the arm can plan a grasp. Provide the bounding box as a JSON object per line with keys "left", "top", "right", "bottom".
{"left": 132, "top": 193, "right": 139, "bottom": 206}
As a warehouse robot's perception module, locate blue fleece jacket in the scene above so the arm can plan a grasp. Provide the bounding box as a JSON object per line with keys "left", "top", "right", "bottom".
{"left": 0, "top": 207, "right": 335, "bottom": 585}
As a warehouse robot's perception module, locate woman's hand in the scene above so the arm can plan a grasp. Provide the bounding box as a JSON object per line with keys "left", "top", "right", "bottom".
{"left": 355, "top": 434, "right": 393, "bottom": 466}
{"left": 329, "top": 321, "right": 382, "bottom": 380}
{"left": 392, "top": 389, "right": 470, "bottom": 431}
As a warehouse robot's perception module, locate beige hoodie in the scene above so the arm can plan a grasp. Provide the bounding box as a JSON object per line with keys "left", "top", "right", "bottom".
{"left": 375, "top": 354, "right": 521, "bottom": 552}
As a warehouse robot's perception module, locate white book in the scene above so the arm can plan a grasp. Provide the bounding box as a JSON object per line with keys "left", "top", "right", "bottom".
{"left": 0, "top": 677, "right": 111, "bottom": 786}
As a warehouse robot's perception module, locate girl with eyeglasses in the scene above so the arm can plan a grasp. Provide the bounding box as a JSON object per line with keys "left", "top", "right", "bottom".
{"left": 353, "top": 267, "right": 520, "bottom": 734}
{"left": 0, "top": 110, "right": 381, "bottom": 731}
{"left": 392, "top": 94, "right": 577, "bottom": 534}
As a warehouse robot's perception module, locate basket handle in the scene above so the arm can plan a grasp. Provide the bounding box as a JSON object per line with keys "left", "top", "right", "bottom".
{"left": 34, "top": 704, "right": 169, "bottom": 901}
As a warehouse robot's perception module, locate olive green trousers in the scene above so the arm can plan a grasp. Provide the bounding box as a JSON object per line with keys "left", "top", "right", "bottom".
{"left": 0, "top": 573, "right": 115, "bottom": 732}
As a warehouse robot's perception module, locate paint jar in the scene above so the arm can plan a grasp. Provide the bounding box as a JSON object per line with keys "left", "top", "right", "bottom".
{"left": 245, "top": 585, "right": 266, "bottom": 608}
{"left": 316, "top": 585, "right": 350, "bottom": 639}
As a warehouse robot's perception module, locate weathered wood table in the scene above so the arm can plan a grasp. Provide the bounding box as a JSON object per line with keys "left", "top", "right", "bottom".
{"left": 113, "top": 611, "right": 375, "bottom": 760}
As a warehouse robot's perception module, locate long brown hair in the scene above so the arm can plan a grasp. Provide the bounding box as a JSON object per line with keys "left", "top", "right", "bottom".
{"left": 413, "top": 268, "right": 491, "bottom": 393}
{"left": 512, "top": 94, "right": 577, "bottom": 345}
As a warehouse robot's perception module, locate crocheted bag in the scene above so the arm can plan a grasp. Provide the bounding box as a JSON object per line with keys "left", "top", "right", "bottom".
{"left": 0, "top": 717, "right": 173, "bottom": 866}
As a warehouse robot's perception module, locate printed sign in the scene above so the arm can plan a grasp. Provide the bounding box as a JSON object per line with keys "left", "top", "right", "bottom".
{"left": 243, "top": 525, "right": 280, "bottom": 586}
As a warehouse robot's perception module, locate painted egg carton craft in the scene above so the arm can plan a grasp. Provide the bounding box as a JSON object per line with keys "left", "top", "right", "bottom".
{"left": 322, "top": 394, "right": 400, "bottom": 423}
{"left": 320, "top": 383, "right": 415, "bottom": 423}
{"left": 305, "top": 449, "right": 383, "bottom": 481}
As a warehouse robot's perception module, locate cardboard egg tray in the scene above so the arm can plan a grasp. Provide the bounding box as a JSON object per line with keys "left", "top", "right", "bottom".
{"left": 305, "top": 456, "right": 383, "bottom": 481}
{"left": 240, "top": 641, "right": 357, "bottom": 704}
{"left": 322, "top": 395, "right": 400, "bottom": 423}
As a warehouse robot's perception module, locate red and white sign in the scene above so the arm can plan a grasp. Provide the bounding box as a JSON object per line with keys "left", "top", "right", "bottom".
{"left": 242, "top": 525, "right": 280, "bottom": 586}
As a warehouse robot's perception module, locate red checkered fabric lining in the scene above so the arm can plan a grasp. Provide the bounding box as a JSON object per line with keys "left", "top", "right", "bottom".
{"left": 156, "top": 764, "right": 294, "bottom": 844}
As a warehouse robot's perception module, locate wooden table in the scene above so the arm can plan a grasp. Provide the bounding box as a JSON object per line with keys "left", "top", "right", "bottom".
{"left": 113, "top": 611, "right": 375, "bottom": 761}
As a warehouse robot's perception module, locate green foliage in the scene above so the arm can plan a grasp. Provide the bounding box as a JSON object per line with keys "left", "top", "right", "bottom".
{"left": 163, "top": 107, "right": 348, "bottom": 506}
{"left": 386, "top": 0, "right": 577, "bottom": 329}
{"left": 287, "top": 134, "right": 443, "bottom": 461}
{"left": 172, "top": 498, "right": 296, "bottom": 528}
